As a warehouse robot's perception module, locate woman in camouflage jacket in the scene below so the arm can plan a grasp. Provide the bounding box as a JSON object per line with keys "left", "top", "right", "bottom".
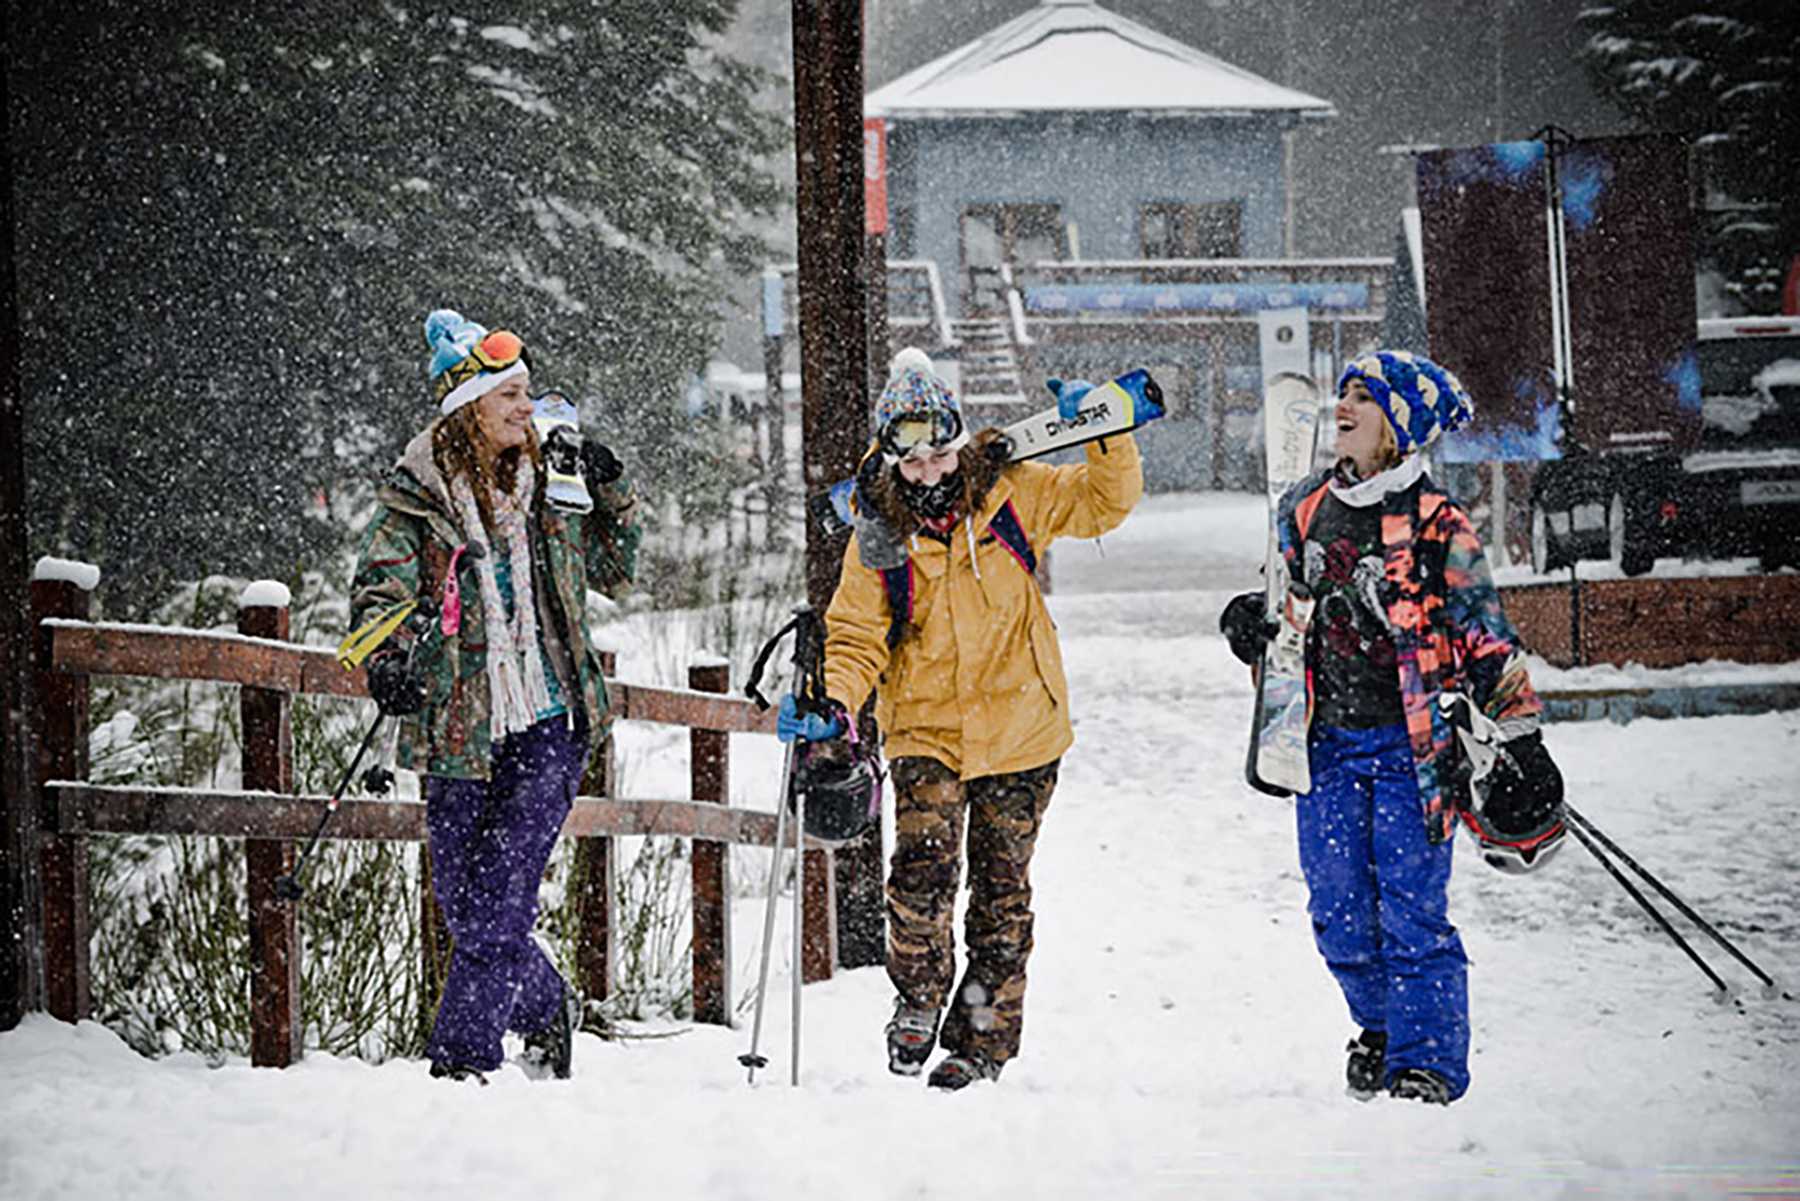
{"left": 349, "top": 310, "right": 640, "bottom": 1083}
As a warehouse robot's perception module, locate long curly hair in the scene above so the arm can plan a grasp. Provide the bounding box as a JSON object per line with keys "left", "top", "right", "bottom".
{"left": 430, "top": 403, "right": 543, "bottom": 535}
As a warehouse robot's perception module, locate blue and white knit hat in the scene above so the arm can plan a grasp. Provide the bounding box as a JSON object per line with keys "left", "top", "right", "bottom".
{"left": 874, "top": 350, "right": 967, "bottom": 461}
{"left": 1336, "top": 350, "right": 1474, "bottom": 455}
{"left": 425, "top": 308, "right": 529, "bottom": 416}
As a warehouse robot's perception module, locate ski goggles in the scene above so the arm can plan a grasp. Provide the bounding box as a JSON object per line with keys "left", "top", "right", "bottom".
{"left": 471, "top": 329, "right": 524, "bottom": 371}
{"left": 879, "top": 408, "right": 966, "bottom": 462}
{"left": 437, "top": 330, "right": 530, "bottom": 414}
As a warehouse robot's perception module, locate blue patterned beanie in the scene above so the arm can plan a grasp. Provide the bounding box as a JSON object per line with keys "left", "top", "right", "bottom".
{"left": 1336, "top": 351, "right": 1474, "bottom": 455}
{"left": 874, "top": 355, "right": 967, "bottom": 460}
{"left": 425, "top": 308, "right": 530, "bottom": 416}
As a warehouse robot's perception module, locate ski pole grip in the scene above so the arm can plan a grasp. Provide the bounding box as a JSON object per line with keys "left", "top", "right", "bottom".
{"left": 745, "top": 614, "right": 803, "bottom": 710}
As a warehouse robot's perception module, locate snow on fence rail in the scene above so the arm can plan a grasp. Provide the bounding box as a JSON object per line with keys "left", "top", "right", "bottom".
{"left": 26, "top": 570, "right": 837, "bottom": 1068}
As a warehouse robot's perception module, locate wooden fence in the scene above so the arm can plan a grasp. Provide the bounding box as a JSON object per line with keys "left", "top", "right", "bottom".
{"left": 28, "top": 570, "right": 839, "bottom": 1067}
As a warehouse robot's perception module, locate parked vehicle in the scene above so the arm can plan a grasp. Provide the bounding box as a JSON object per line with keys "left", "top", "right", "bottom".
{"left": 1530, "top": 316, "right": 1800, "bottom": 575}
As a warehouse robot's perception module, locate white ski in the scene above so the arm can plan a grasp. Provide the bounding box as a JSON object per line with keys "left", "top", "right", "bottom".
{"left": 1247, "top": 372, "right": 1322, "bottom": 797}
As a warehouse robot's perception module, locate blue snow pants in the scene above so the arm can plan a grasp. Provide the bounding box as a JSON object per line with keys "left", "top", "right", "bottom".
{"left": 1296, "top": 722, "right": 1470, "bottom": 1098}
{"left": 425, "top": 716, "right": 585, "bottom": 1072}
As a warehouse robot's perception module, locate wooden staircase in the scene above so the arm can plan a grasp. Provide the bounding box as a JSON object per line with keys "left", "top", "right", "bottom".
{"left": 950, "top": 316, "right": 1025, "bottom": 403}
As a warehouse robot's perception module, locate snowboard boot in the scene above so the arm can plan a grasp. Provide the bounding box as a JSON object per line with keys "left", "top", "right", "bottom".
{"left": 522, "top": 985, "right": 580, "bottom": 1080}
{"left": 885, "top": 998, "right": 942, "bottom": 1077}
{"left": 927, "top": 1050, "right": 1002, "bottom": 1092}
{"left": 1388, "top": 1067, "right": 1454, "bottom": 1105}
{"left": 1345, "top": 1028, "right": 1388, "bottom": 1099}
{"left": 428, "top": 1061, "right": 489, "bottom": 1086}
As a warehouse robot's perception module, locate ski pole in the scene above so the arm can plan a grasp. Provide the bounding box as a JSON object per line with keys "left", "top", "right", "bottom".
{"left": 740, "top": 736, "right": 796, "bottom": 1083}
{"left": 273, "top": 711, "right": 386, "bottom": 902}
{"left": 1563, "top": 816, "right": 1731, "bottom": 1000}
{"left": 791, "top": 745, "right": 805, "bottom": 1087}
{"left": 277, "top": 597, "right": 439, "bottom": 903}
{"left": 1565, "top": 804, "right": 1790, "bottom": 1000}
{"left": 739, "top": 605, "right": 816, "bottom": 1084}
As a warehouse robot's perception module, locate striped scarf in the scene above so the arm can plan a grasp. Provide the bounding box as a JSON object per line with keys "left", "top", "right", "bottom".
{"left": 449, "top": 459, "right": 553, "bottom": 742}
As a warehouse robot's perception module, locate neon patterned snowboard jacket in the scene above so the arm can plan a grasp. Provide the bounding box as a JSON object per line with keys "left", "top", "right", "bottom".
{"left": 1277, "top": 467, "right": 1542, "bottom": 842}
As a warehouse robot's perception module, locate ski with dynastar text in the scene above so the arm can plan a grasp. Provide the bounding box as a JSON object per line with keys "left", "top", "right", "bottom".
{"left": 1247, "top": 372, "right": 1322, "bottom": 797}
{"left": 994, "top": 369, "right": 1165, "bottom": 461}
{"left": 810, "top": 369, "right": 1166, "bottom": 536}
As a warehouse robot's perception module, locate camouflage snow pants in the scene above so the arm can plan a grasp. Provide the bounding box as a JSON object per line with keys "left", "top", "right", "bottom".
{"left": 886, "top": 755, "right": 1059, "bottom": 1065}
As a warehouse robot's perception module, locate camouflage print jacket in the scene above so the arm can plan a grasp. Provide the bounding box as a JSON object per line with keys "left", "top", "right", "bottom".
{"left": 1279, "top": 467, "right": 1542, "bottom": 843}
{"left": 349, "top": 428, "right": 642, "bottom": 780}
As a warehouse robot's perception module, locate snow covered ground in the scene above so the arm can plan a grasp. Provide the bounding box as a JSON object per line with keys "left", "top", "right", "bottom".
{"left": 5, "top": 494, "right": 1799, "bottom": 1200}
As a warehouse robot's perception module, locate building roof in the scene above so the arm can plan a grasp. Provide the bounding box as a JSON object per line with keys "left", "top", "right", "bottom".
{"left": 865, "top": 0, "right": 1335, "bottom": 121}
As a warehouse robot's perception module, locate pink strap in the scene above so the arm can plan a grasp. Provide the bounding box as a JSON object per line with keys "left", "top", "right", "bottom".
{"left": 440, "top": 543, "right": 469, "bottom": 636}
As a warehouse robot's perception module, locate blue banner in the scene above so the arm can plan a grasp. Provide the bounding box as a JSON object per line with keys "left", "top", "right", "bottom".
{"left": 1023, "top": 282, "right": 1369, "bottom": 314}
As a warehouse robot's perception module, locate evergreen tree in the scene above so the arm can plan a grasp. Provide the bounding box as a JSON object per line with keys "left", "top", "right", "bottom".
{"left": 11, "top": 1, "right": 787, "bottom": 615}
{"left": 1578, "top": 2, "right": 1799, "bottom": 313}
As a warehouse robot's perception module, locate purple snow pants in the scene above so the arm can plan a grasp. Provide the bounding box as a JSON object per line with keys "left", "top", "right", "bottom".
{"left": 425, "top": 716, "right": 585, "bottom": 1072}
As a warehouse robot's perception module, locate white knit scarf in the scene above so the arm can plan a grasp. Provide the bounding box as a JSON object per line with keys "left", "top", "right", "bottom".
{"left": 449, "top": 458, "right": 554, "bottom": 742}
{"left": 1328, "top": 451, "right": 1427, "bottom": 508}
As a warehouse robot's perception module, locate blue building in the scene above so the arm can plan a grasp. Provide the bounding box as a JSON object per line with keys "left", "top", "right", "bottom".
{"left": 852, "top": 0, "right": 1388, "bottom": 490}
{"left": 868, "top": 0, "right": 1334, "bottom": 294}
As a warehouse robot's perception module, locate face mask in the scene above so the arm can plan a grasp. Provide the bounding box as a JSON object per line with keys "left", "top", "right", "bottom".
{"left": 898, "top": 470, "right": 962, "bottom": 520}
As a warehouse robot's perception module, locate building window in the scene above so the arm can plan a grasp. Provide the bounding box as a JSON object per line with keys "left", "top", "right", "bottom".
{"left": 1140, "top": 202, "right": 1243, "bottom": 259}
{"left": 960, "top": 203, "right": 1068, "bottom": 310}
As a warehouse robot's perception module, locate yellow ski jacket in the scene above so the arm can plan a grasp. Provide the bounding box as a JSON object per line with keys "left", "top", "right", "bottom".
{"left": 824, "top": 434, "right": 1142, "bottom": 779}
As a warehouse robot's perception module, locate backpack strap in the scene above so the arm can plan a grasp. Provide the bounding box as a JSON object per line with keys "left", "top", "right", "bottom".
{"left": 881, "top": 560, "right": 914, "bottom": 650}
{"left": 987, "top": 499, "right": 1037, "bottom": 575}
{"left": 879, "top": 500, "right": 1039, "bottom": 650}
{"left": 1294, "top": 484, "right": 1330, "bottom": 542}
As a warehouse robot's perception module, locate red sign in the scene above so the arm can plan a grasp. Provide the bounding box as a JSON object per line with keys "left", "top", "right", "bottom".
{"left": 864, "top": 117, "right": 888, "bottom": 236}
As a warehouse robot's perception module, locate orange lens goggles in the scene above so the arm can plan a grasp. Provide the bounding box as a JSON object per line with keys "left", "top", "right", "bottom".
{"left": 472, "top": 329, "right": 524, "bottom": 371}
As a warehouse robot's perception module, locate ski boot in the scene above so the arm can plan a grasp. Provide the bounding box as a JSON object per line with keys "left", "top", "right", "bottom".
{"left": 522, "top": 985, "right": 580, "bottom": 1080}
{"left": 1388, "top": 1067, "right": 1453, "bottom": 1105}
{"left": 885, "top": 998, "right": 942, "bottom": 1077}
{"left": 927, "top": 1050, "right": 1002, "bottom": 1092}
{"left": 1345, "top": 1028, "right": 1387, "bottom": 1099}
{"left": 428, "top": 1061, "right": 489, "bottom": 1086}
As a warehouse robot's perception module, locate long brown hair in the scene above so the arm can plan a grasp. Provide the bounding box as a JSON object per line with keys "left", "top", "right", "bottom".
{"left": 430, "top": 404, "right": 543, "bottom": 535}
{"left": 865, "top": 428, "right": 1010, "bottom": 533}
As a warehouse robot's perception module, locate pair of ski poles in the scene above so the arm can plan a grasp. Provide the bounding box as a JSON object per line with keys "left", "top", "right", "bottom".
{"left": 737, "top": 605, "right": 827, "bottom": 1086}
{"left": 1442, "top": 692, "right": 1788, "bottom": 1002}
{"left": 1561, "top": 804, "right": 1791, "bottom": 1003}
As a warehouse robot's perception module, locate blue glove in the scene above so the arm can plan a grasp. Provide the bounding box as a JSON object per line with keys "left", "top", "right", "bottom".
{"left": 1046, "top": 377, "right": 1094, "bottom": 421}
{"left": 777, "top": 693, "right": 846, "bottom": 743}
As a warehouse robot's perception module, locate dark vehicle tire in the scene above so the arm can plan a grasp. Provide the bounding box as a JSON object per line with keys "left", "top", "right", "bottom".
{"left": 1608, "top": 488, "right": 1656, "bottom": 577}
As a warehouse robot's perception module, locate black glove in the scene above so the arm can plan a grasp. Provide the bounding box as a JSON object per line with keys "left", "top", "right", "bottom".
{"left": 1480, "top": 731, "right": 1563, "bottom": 836}
{"left": 1219, "top": 590, "right": 1276, "bottom": 666}
{"left": 580, "top": 439, "right": 623, "bottom": 487}
{"left": 366, "top": 651, "right": 426, "bottom": 717}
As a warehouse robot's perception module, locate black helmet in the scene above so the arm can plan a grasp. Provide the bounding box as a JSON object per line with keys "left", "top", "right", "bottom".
{"left": 790, "top": 741, "right": 883, "bottom": 845}
{"left": 1462, "top": 731, "right": 1566, "bottom": 875}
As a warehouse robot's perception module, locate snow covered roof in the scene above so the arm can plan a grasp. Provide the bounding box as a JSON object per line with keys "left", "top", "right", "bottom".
{"left": 865, "top": 0, "right": 1335, "bottom": 121}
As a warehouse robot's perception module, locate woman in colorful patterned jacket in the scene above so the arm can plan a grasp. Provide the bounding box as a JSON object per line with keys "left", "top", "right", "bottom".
{"left": 779, "top": 351, "right": 1143, "bottom": 1091}
{"left": 349, "top": 310, "right": 640, "bottom": 1085}
{"left": 1220, "top": 351, "right": 1564, "bottom": 1106}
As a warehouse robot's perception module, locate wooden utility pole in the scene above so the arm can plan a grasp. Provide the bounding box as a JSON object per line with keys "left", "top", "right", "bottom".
{"left": 792, "top": 0, "right": 884, "bottom": 971}
{"left": 1, "top": 16, "right": 41, "bottom": 1029}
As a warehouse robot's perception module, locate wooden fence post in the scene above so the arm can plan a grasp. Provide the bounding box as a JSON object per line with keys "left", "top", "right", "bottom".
{"left": 689, "top": 660, "right": 731, "bottom": 1026}
{"left": 30, "top": 563, "right": 93, "bottom": 1022}
{"left": 239, "top": 585, "right": 300, "bottom": 1067}
{"left": 573, "top": 651, "right": 618, "bottom": 1010}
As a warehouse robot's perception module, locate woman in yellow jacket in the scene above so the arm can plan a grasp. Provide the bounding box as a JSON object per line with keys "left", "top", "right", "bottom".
{"left": 779, "top": 354, "right": 1142, "bottom": 1090}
